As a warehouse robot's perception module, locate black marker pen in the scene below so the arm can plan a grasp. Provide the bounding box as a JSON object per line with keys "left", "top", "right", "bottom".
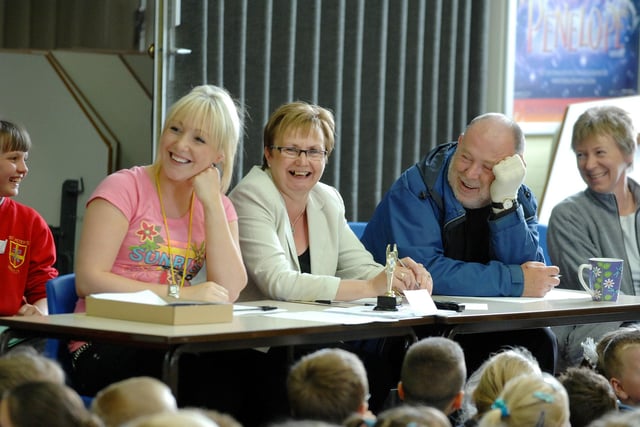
{"left": 435, "top": 301, "right": 465, "bottom": 312}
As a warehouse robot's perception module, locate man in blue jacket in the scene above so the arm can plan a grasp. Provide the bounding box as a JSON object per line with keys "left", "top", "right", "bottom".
{"left": 362, "top": 113, "right": 561, "bottom": 372}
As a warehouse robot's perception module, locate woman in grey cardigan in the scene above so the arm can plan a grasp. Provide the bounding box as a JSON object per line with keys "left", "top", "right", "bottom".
{"left": 548, "top": 105, "right": 640, "bottom": 371}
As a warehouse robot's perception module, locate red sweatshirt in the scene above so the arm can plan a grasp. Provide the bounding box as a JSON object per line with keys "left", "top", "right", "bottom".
{"left": 0, "top": 198, "right": 57, "bottom": 315}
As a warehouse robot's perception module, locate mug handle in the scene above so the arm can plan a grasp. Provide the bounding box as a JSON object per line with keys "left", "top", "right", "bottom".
{"left": 578, "top": 263, "right": 595, "bottom": 297}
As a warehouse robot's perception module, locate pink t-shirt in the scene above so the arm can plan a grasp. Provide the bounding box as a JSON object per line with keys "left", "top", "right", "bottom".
{"left": 74, "top": 166, "right": 237, "bottom": 312}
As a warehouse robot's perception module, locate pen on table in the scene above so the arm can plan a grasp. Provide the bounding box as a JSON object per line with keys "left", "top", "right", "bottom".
{"left": 550, "top": 274, "right": 562, "bottom": 278}
{"left": 291, "top": 299, "right": 375, "bottom": 307}
{"left": 234, "top": 305, "right": 278, "bottom": 311}
{"left": 290, "top": 300, "right": 333, "bottom": 306}
{"left": 314, "top": 299, "right": 373, "bottom": 306}
{"left": 434, "top": 300, "right": 465, "bottom": 312}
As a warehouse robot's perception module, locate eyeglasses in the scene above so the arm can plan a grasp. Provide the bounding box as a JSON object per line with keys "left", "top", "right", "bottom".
{"left": 270, "top": 146, "right": 327, "bottom": 160}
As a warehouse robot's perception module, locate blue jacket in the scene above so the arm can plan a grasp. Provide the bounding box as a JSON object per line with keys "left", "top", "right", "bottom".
{"left": 361, "top": 142, "right": 545, "bottom": 296}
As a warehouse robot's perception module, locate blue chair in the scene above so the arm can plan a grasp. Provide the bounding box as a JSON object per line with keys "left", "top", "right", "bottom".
{"left": 538, "top": 223, "right": 551, "bottom": 265}
{"left": 348, "top": 221, "right": 367, "bottom": 239}
{"left": 44, "top": 273, "right": 77, "bottom": 359}
{"left": 46, "top": 274, "right": 78, "bottom": 316}
{"left": 45, "top": 274, "right": 93, "bottom": 405}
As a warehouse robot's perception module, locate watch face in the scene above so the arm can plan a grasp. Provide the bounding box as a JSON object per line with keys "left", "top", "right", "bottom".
{"left": 503, "top": 199, "right": 513, "bottom": 210}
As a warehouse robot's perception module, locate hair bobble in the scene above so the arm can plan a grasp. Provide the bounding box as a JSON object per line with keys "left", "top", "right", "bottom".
{"left": 533, "top": 391, "right": 555, "bottom": 403}
{"left": 491, "top": 398, "right": 510, "bottom": 418}
{"left": 581, "top": 337, "right": 598, "bottom": 368}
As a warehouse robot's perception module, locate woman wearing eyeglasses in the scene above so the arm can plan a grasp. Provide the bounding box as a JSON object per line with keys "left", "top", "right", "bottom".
{"left": 229, "top": 101, "right": 432, "bottom": 302}
{"left": 229, "top": 101, "right": 433, "bottom": 420}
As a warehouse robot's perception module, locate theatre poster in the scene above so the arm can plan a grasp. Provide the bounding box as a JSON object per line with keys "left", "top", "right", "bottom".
{"left": 513, "top": 0, "right": 640, "bottom": 127}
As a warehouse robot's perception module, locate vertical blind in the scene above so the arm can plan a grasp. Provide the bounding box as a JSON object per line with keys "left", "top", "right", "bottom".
{"left": 171, "top": 0, "right": 490, "bottom": 221}
{"left": 1, "top": 0, "right": 490, "bottom": 221}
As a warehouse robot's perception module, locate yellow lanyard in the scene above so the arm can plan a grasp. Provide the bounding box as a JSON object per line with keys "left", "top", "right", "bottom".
{"left": 155, "top": 170, "right": 194, "bottom": 297}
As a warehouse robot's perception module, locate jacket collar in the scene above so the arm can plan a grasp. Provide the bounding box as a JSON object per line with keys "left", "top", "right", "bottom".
{"left": 418, "top": 142, "right": 466, "bottom": 223}
{"left": 583, "top": 178, "right": 640, "bottom": 214}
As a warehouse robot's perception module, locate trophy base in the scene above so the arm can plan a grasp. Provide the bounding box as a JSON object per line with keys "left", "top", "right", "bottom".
{"left": 374, "top": 295, "right": 398, "bottom": 311}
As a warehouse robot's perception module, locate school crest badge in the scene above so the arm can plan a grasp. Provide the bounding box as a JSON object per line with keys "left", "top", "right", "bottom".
{"left": 9, "top": 240, "right": 27, "bottom": 269}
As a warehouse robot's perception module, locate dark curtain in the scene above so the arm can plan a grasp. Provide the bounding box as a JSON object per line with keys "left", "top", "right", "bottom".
{"left": 1, "top": 0, "right": 490, "bottom": 221}
{"left": 0, "top": 0, "right": 143, "bottom": 51}
{"left": 172, "top": 0, "right": 489, "bottom": 221}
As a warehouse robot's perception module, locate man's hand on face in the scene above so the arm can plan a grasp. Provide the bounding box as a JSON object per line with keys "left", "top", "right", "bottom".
{"left": 490, "top": 154, "right": 526, "bottom": 213}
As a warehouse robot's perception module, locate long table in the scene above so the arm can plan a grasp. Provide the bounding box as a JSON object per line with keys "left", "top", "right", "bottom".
{"left": 0, "top": 291, "right": 638, "bottom": 395}
{"left": 0, "top": 300, "right": 427, "bottom": 395}
{"left": 432, "top": 292, "right": 640, "bottom": 336}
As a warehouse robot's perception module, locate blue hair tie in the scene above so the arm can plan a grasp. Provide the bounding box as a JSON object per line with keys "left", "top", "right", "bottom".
{"left": 533, "top": 391, "right": 555, "bottom": 403}
{"left": 491, "top": 398, "right": 510, "bottom": 418}
{"left": 407, "top": 423, "right": 418, "bottom": 427}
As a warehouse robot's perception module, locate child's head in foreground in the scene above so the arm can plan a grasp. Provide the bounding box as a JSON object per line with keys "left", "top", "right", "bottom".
{"left": 478, "top": 373, "right": 570, "bottom": 427}
{"left": 287, "top": 347, "right": 369, "bottom": 424}
{"left": 596, "top": 327, "right": 640, "bottom": 407}
{"left": 399, "top": 336, "right": 466, "bottom": 414}
{"left": 91, "top": 376, "right": 177, "bottom": 427}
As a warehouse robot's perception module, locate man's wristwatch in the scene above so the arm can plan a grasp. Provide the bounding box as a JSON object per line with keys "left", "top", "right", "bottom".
{"left": 491, "top": 199, "right": 518, "bottom": 210}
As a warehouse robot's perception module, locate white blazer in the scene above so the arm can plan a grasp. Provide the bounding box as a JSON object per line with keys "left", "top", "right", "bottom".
{"left": 229, "top": 166, "right": 383, "bottom": 301}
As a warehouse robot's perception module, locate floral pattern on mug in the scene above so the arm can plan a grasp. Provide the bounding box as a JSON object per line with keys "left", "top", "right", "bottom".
{"left": 591, "top": 260, "right": 623, "bottom": 301}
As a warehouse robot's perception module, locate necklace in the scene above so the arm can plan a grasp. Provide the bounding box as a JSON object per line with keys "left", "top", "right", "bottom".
{"left": 290, "top": 207, "right": 306, "bottom": 235}
{"left": 155, "top": 169, "right": 195, "bottom": 298}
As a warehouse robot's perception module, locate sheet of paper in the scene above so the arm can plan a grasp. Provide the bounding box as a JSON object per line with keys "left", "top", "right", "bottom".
{"left": 325, "top": 305, "right": 422, "bottom": 320}
{"left": 460, "top": 303, "right": 488, "bottom": 310}
{"left": 543, "top": 289, "right": 592, "bottom": 300}
{"left": 404, "top": 289, "right": 438, "bottom": 315}
{"left": 90, "top": 290, "right": 168, "bottom": 305}
{"left": 265, "top": 310, "right": 398, "bottom": 325}
{"left": 437, "top": 288, "right": 592, "bottom": 304}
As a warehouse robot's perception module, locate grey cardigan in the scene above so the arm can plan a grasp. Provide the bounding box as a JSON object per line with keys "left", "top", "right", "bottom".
{"left": 547, "top": 179, "right": 640, "bottom": 369}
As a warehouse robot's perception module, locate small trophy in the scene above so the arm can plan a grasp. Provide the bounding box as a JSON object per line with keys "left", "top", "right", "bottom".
{"left": 167, "top": 272, "right": 180, "bottom": 299}
{"left": 167, "top": 283, "right": 180, "bottom": 299}
{"left": 374, "top": 244, "right": 400, "bottom": 311}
